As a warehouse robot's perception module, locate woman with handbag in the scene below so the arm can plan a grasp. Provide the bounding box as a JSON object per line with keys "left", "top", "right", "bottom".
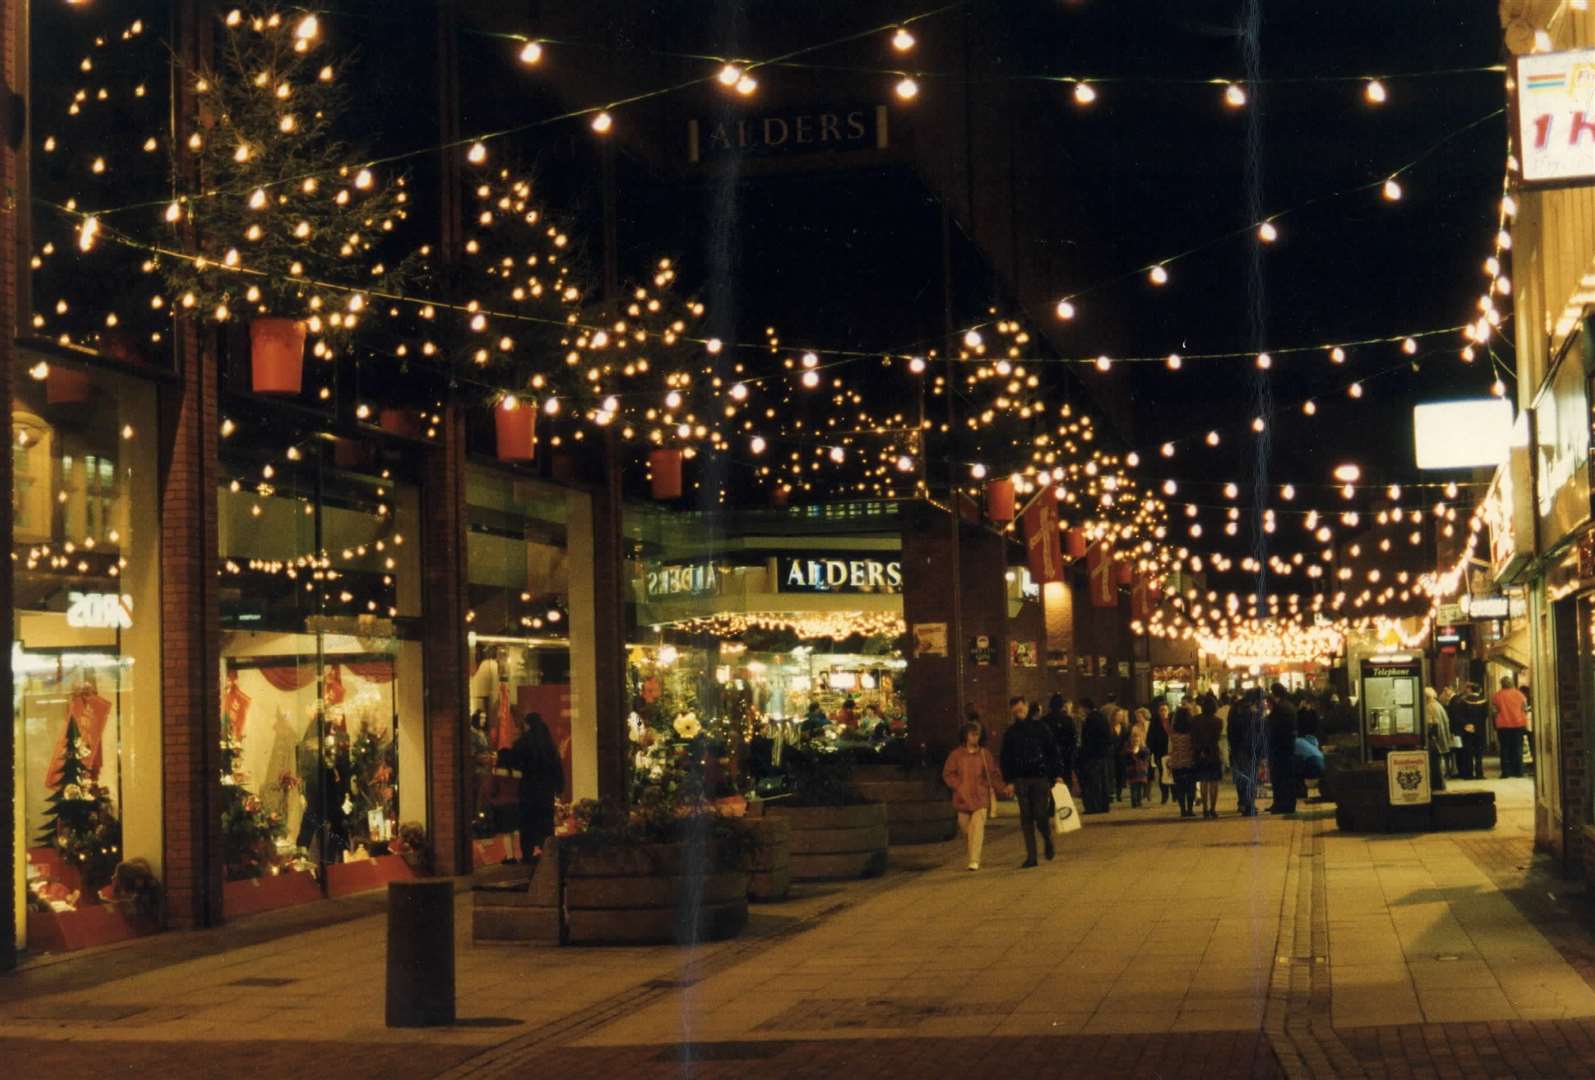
{"left": 1191, "top": 697, "right": 1224, "bottom": 818}
{"left": 1168, "top": 704, "right": 1197, "bottom": 818}
{"left": 942, "top": 718, "right": 1011, "bottom": 870}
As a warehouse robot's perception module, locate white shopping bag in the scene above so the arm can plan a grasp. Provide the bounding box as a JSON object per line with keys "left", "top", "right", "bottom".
{"left": 1051, "top": 782, "right": 1082, "bottom": 834}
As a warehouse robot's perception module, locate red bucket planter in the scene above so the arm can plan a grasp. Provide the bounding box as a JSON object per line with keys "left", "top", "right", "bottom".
{"left": 494, "top": 398, "right": 537, "bottom": 461}
{"left": 249, "top": 318, "right": 307, "bottom": 394}
{"left": 649, "top": 448, "right": 683, "bottom": 499}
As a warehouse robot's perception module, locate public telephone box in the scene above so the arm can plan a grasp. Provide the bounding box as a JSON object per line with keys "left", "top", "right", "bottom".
{"left": 1359, "top": 653, "right": 1426, "bottom": 760}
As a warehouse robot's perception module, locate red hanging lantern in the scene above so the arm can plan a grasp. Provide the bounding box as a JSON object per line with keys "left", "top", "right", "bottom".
{"left": 45, "top": 367, "right": 94, "bottom": 405}
{"left": 771, "top": 486, "right": 790, "bottom": 508}
{"left": 332, "top": 437, "right": 371, "bottom": 470}
{"left": 985, "top": 478, "right": 1015, "bottom": 522}
{"left": 1064, "top": 527, "right": 1088, "bottom": 560}
{"left": 649, "top": 448, "right": 683, "bottom": 500}
{"left": 378, "top": 409, "right": 423, "bottom": 439}
{"left": 248, "top": 317, "right": 307, "bottom": 394}
{"left": 493, "top": 397, "right": 537, "bottom": 461}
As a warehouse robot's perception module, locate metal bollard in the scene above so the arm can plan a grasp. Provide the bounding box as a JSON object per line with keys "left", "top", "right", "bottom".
{"left": 386, "top": 879, "right": 455, "bottom": 1027}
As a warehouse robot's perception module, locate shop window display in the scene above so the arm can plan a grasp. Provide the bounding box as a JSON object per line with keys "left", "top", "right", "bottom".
{"left": 12, "top": 360, "right": 161, "bottom": 955}
{"left": 216, "top": 440, "right": 425, "bottom": 911}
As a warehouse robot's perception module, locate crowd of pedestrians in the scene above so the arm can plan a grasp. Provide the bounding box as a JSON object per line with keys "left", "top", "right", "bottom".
{"left": 942, "top": 676, "right": 1534, "bottom": 869}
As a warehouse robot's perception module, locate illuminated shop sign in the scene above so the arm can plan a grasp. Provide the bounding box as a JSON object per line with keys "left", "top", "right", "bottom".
{"left": 66, "top": 592, "right": 133, "bottom": 630}
{"left": 644, "top": 561, "right": 723, "bottom": 599}
{"left": 776, "top": 556, "right": 902, "bottom": 594}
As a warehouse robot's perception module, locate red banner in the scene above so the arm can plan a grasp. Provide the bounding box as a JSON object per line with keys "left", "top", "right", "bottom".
{"left": 1087, "top": 541, "right": 1116, "bottom": 608}
{"left": 1020, "top": 493, "right": 1063, "bottom": 584}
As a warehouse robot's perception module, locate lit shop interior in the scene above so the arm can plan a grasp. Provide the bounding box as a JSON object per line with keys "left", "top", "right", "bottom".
{"left": 12, "top": 359, "right": 162, "bottom": 955}
{"left": 627, "top": 522, "right": 909, "bottom": 750}
{"left": 215, "top": 423, "right": 427, "bottom": 910}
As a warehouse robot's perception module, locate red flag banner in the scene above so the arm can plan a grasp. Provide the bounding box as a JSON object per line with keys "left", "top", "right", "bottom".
{"left": 1131, "top": 576, "right": 1152, "bottom": 621}
{"left": 1087, "top": 541, "right": 1116, "bottom": 608}
{"left": 1021, "top": 493, "right": 1063, "bottom": 584}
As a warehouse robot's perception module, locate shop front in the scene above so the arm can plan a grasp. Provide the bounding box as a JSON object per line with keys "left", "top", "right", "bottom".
{"left": 12, "top": 353, "right": 163, "bottom": 955}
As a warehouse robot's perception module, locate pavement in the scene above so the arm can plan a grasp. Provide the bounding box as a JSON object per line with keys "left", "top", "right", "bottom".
{"left": 6, "top": 772, "right": 1595, "bottom": 1077}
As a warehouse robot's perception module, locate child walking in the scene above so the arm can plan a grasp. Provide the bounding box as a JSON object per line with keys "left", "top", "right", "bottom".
{"left": 1126, "top": 722, "right": 1152, "bottom": 808}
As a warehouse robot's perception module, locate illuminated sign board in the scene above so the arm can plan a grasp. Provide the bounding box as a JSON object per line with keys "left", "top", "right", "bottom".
{"left": 66, "top": 592, "right": 133, "bottom": 630}
{"left": 644, "top": 562, "right": 723, "bottom": 599}
{"left": 1513, "top": 48, "right": 1595, "bottom": 188}
{"left": 776, "top": 556, "right": 902, "bottom": 594}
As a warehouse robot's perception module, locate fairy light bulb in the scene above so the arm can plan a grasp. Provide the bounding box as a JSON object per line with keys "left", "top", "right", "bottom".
{"left": 750, "top": 436, "right": 767, "bottom": 454}
{"left": 1205, "top": 431, "right": 1220, "bottom": 446}
{"left": 1160, "top": 443, "right": 1175, "bottom": 458}
{"left": 908, "top": 356, "right": 927, "bottom": 374}
{"left": 519, "top": 41, "right": 543, "bottom": 65}
{"left": 467, "top": 142, "right": 487, "bottom": 164}
{"left": 1073, "top": 81, "right": 1096, "bottom": 105}
{"left": 1329, "top": 346, "right": 1346, "bottom": 364}
{"left": 1251, "top": 417, "right": 1266, "bottom": 433}
{"left": 729, "top": 382, "right": 748, "bottom": 401}
{"left": 591, "top": 111, "right": 613, "bottom": 134}
{"left": 294, "top": 14, "right": 319, "bottom": 42}
{"left": 1055, "top": 300, "right": 1075, "bottom": 320}
{"left": 892, "top": 27, "right": 916, "bottom": 51}
{"left": 896, "top": 455, "right": 914, "bottom": 472}
{"left": 1258, "top": 221, "right": 1278, "bottom": 243}
{"left": 737, "top": 75, "right": 758, "bottom": 96}
{"left": 1162, "top": 480, "right": 1177, "bottom": 495}
{"left": 354, "top": 168, "right": 373, "bottom": 189}
{"left": 1349, "top": 382, "right": 1364, "bottom": 398}
{"left": 1364, "top": 79, "right": 1387, "bottom": 104}
{"left": 1223, "top": 83, "right": 1247, "bottom": 108}
{"left": 1491, "top": 379, "right": 1505, "bottom": 397}
{"left": 971, "top": 463, "right": 988, "bottom": 479}
{"left": 718, "top": 63, "right": 741, "bottom": 87}
{"left": 1166, "top": 353, "right": 1182, "bottom": 370}
{"left": 895, "top": 76, "right": 919, "bottom": 100}
{"left": 1382, "top": 177, "right": 1402, "bottom": 201}
{"left": 1149, "top": 264, "right": 1169, "bottom": 285}
{"left": 829, "top": 446, "right": 845, "bottom": 463}
{"left": 1094, "top": 355, "right": 1111, "bottom": 372}
{"left": 1255, "top": 352, "right": 1272, "bottom": 370}
{"left": 802, "top": 370, "right": 820, "bottom": 388}
{"left": 706, "top": 337, "right": 723, "bottom": 354}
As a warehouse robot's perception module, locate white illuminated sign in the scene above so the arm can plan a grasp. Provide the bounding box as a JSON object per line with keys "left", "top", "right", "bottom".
{"left": 66, "top": 592, "right": 133, "bottom": 630}
{"left": 1412, "top": 399, "right": 1513, "bottom": 470}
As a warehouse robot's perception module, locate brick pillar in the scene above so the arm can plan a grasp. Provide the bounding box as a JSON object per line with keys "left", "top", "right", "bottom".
{"left": 903, "top": 501, "right": 1011, "bottom": 754}
{"left": 0, "top": 0, "right": 18, "bottom": 973}
{"left": 1556, "top": 595, "right": 1584, "bottom": 877}
{"left": 421, "top": 405, "right": 470, "bottom": 876}
{"left": 158, "top": 326, "right": 223, "bottom": 929}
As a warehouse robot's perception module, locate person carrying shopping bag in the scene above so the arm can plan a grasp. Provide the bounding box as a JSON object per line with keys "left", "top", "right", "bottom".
{"left": 942, "top": 718, "right": 1010, "bottom": 871}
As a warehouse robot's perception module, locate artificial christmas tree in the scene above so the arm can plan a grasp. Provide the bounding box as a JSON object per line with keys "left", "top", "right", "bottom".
{"left": 36, "top": 717, "right": 121, "bottom": 900}
{"left": 220, "top": 725, "right": 286, "bottom": 881}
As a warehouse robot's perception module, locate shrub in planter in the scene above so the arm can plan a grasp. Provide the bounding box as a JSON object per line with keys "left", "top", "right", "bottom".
{"left": 767, "top": 748, "right": 888, "bottom": 880}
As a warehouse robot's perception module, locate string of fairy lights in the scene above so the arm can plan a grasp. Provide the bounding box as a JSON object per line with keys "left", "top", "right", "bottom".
{"left": 31, "top": 2, "right": 1512, "bottom": 663}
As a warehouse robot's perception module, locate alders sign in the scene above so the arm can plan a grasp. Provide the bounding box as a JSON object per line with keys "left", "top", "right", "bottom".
{"left": 689, "top": 105, "right": 889, "bottom": 163}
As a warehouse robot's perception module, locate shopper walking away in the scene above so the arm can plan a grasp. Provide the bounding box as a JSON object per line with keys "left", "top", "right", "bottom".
{"left": 1168, "top": 704, "right": 1197, "bottom": 817}
{"left": 1191, "top": 697, "right": 1224, "bottom": 818}
{"left": 1492, "top": 676, "right": 1530, "bottom": 779}
{"left": 1077, "top": 700, "right": 1115, "bottom": 814}
{"left": 1422, "top": 687, "right": 1451, "bottom": 792}
{"left": 1149, "top": 700, "right": 1172, "bottom": 803}
{"left": 1109, "top": 709, "right": 1130, "bottom": 803}
{"left": 1215, "top": 694, "right": 1233, "bottom": 776}
{"left": 1452, "top": 683, "right": 1488, "bottom": 779}
{"left": 1228, "top": 689, "right": 1265, "bottom": 816}
{"left": 1265, "top": 685, "right": 1299, "bottom": 814}
{"left": 498, "top": 712, "right": 564, "bottom": 862}
{"left": 942, "top": 719, "right": 1008, "bottom": 870}
{"left": 1043, "top": 694, "right": 1077, "bottom": 786}
{"left": 999, "top": 696, "right": 1064, "bottom": 867}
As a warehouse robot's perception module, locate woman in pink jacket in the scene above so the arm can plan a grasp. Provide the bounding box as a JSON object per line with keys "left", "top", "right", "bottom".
{"left": 942, "top": 719, "right": 1010, "bottom": 870}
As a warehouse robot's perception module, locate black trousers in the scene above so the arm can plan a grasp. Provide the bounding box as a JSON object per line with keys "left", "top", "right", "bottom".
{"left": 1498, "top": 728, "right": 1527, "bottom": 778}
{"left": 1232, "top": 757, "right": 1258, "bottom": 815}
{"left": 1013, "top": 777, "right": 1053, "bottom": 861}
{"left": 1268, "top": 751, "right": 1296, "bottom": 812}
{"left": 1080, "top": 759, "right": 1113, "bottom": 813}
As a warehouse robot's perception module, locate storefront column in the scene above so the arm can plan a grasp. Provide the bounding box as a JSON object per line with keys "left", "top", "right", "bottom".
{"left": 565, "top": 492, "right": 601, "bottom": 802}
{"left": 1, "top": 0, "right": 19, "bottom": 972}
{"left": 590, "top": 437, "right": 629, "bottom": 801}
{"left": 903, "top": 501, "right": 1011, "bottom": 752}
{"left": 420, "top": 407, "right": 471, "bottom": 876}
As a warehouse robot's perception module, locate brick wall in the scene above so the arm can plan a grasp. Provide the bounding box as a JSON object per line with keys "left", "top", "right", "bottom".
{"left": 1, "top": 0, "right": 18, "bottom": 972}
{"left": 421, "top": 406, "right": 470, "bottom": 876}
{"left": 1068, "top": 563, "right": 1135, "bottom": 711}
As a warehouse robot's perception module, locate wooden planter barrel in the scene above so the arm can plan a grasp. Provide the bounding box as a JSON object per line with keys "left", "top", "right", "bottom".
{"left": 851, "top": 766, "right": 957, "bottom": 845}
{"left": 766, "top": 802, "right": 888, "bottom": 881}
{"left": 563, "top": 842, "right": 747, "bottom": 945}
{"left": 471, "top": 862, "right": 559, "bottom": 946}
{"left": 746, "top": 815, "right": 792, "bottom": 901}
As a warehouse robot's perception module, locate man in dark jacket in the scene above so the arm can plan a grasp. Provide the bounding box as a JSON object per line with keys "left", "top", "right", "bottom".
{"left": 1265, "top": 684, "right": 1299, "bottom": 815}
{"left": 1043, "top": 693, "right": 1077, "bottom": 785}
{"left": 1076, "top": 699, "right": 1115, "bottom": 815}
{"left": 1228, "top": 689, "right": 1265, "bottom": 816}
{"left": 498, "top": 712, "right": 564, "bottom": 861}
{"left": 999, "top": 695, "right": 1063, "bottom": 867}
{"left": 1451, "top": 683, "right": 1489, "bottom": 779}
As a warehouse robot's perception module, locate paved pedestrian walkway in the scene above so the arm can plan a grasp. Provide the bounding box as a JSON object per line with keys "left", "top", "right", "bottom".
{"left": 5, "top": 775, "right": 1595, "bottom": 1077}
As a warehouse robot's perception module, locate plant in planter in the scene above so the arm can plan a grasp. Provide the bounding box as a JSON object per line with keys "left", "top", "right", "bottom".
{"left": 157, "top": 7, "right": 421, "bottom": 394}
{"left": 220, "top": 726, "right": 286, "bottom": 881}
{"left": 37, "top": 718, "right": 123, "bottom": 900}
{"left": 766, "top": 747, "right": 888, "bottom": 882}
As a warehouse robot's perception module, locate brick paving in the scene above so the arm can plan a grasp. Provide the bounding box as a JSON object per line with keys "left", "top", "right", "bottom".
{"left": 8, "top": 781, "right": 1595, "bottom": 1077}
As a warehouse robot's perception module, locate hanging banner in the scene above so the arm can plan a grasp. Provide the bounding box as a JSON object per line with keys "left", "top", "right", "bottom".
{"left": 1087, "top": 541, "right": 1116, "bottom": 608}
{"left": 1020, "top": 493, "right": 1063, "bottom": 584}
{"left": 1130, "top": 576, "right": 1154, "bottom": 621}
